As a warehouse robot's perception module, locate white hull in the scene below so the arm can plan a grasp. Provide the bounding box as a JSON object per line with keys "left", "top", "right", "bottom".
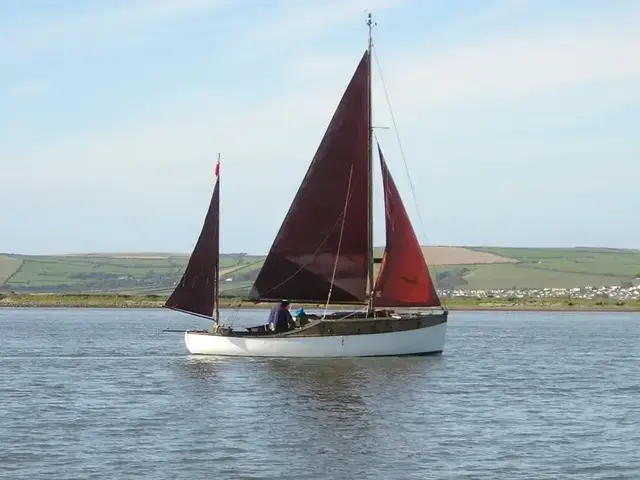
{"left": 184, "top": 321, "right": 447, "bottom": 358}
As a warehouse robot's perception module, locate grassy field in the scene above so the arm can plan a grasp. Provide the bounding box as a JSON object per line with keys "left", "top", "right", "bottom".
{"left": 1, "top": 293, "right": 638, "bottom": 311}
{"left": 461, "top": 247, "right": 640, "bottom": 289}
{"left": 0, "top": 255, "right": 23, "bottom": 284}
{"left": 0, "top": 253, "right": 262, "bottom": 295}
{"left": 1, "top": 247, "right": 639, "bottom": 294}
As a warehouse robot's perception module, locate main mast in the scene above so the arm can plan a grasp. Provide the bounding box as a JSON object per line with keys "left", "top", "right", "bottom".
{"left": 366, "top": 13, "right": 375, "bottom": 313}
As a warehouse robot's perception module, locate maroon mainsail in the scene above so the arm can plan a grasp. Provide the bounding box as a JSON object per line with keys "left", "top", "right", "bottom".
{"left": 165, "top": 167, "right": 220, "bottom": 318}
{"left": 373, "top": 145, "right": 440, "bottom": 308}
{"left": 250, "top": 51, "right": 371, "bottom": 304}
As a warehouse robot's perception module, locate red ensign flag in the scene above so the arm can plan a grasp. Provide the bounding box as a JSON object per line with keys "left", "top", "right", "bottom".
{"left": 214, "top": 160, "right": 220, "bottom": 177}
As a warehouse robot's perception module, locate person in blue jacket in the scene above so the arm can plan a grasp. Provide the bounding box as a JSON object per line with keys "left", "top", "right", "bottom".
{"left": 267, "top": 299, "right": 295, "bottom": 333}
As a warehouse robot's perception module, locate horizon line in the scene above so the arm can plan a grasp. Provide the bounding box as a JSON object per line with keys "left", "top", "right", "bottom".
{"left": 2, "top": 244, "right": 638, "bottom": 257}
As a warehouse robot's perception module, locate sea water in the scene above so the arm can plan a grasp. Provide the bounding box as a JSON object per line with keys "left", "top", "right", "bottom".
{"left": 1, "top": 308, "right": 638, "bottom": 479}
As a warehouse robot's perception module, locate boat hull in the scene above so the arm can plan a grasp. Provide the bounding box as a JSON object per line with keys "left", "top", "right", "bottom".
{"left": 184, "top": 313, "right": 447, "bottom": 357}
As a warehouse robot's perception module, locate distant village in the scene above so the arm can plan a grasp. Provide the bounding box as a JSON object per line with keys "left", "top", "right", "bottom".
{"left": 441, "top": 284, "right": 640, "bottom": 301}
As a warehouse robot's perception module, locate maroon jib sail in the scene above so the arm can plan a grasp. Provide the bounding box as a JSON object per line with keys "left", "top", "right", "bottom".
{"left": 165, "top": 163, "right": 220, "bottom": 318}
{"left": 250, "top": 51, "right": 371, "bottom": 304}
{"left": 373, "top": 145, "right": 440, "bottom": 308}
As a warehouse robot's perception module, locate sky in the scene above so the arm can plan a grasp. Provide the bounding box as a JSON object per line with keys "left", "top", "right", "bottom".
{"left": 1, "top": 0, "right": 639, "bottom": 255}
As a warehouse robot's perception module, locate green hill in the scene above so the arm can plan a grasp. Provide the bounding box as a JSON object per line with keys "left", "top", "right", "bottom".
{"left": 1, "top": 246, "right": 639, "bottom": 294}
{"left": 461, "top": 247, "right": 640, "bottom": 289}
{"left": 0, "top": 253, "right": 262, "bottom": 296}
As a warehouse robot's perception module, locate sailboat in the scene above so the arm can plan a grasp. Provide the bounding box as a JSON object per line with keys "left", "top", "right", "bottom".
{"left": 166, "top": 15, "right": 448, "bottom": 357}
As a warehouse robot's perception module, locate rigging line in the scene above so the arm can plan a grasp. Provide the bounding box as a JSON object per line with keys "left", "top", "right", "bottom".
{"left": 372, "top": 47, "right": 448, "bottom": 310}
{"left": 372, "top": 47, "right": 428, "bottom": 246}
{"left": 221, "top": 304, "right": 241, "bottom": 329}
{"left": 322, "top": 165, "right": 355, "bottom": 320}
{"left": 337, "top": 307, "right": 368, "bottom": 321}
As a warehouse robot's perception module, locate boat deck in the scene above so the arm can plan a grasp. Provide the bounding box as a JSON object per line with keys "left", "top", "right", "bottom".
{"left": 201, "top": 310, "right": 448, "bottom": 338}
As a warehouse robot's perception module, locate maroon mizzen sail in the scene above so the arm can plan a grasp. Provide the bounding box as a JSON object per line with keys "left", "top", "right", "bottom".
{"left": 165, "top": 165, "right": 220, "bottom": 318}
{"left": 250, "top": 51, "right": 371, "bottom": 304}
{"left": 373, "top": 145, "right": 441, "bottom": 308}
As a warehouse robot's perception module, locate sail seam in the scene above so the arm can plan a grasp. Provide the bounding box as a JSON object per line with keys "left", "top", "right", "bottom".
{"left": 322, "top": 165, "right": 355, "bottom": 319}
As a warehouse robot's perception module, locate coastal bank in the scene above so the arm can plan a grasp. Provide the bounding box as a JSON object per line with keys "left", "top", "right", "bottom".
{"left": 1, "top": 293, "right": 639, "bottom": 312}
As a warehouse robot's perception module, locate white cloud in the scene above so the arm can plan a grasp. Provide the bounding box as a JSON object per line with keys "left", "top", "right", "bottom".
{"left": 269, "top": 6, "right": 640, "bottom": 121}
{"left": 0, "top": 79, "right": 47, "bottom": 100}
{"left": 374, "top": 25, "right": 640, "bottom": 117}
{"left": 0, "top": 0, "right": 229, "bottom": 64}
{"left": 252, "top": 0, "right": 405, "bottom": 44}
{"left": 8, "top": 7, "right": 640, "bottom": 184}
{"left": 469, "top": 0, "right": 530, "bottom": 25}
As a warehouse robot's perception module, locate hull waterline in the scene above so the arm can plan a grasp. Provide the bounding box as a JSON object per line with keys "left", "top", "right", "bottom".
{"left": 184, "top": 319, "right": 447, "bottom": 358}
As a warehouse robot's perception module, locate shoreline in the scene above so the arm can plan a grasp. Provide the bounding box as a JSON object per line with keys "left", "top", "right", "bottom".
{"left": 1, "top": 294, "right": 638, "bottom": 313}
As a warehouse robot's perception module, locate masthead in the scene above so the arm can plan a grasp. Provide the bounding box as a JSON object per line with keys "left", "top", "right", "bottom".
{"left": 367, "top": 13, "right": 377, "bottom": 51}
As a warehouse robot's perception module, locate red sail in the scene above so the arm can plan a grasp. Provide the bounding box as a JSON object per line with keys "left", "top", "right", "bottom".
{"left": 373, "top": 145, "right": 441, "bottom": 308}
{"left": 165, "top": 178, "right": 220, "bottom": 318}
{"left": 251, "top": 51, "right": 371, "bottom": 304}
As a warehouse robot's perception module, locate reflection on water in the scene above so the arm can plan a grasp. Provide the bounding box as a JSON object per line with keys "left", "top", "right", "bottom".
{"left": 181, "top": 355, "right": 223, "bottom": 379}
{"left": 262, "top": 356, "right": 446, "bottom": 409}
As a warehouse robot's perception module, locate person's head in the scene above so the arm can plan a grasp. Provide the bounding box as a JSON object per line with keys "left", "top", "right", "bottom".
{"left": 280, "top": 299, "right": 290, "bottom": 309}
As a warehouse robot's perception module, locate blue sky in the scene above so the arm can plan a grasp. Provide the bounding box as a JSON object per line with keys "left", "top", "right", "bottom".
{"left": 1, "top": 0, "right": 639, "bottom": 254}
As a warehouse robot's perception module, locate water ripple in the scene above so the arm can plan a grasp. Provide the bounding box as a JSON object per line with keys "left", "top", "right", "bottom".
{"left": 0, "top": 308, "right": 638, "bottom": 479}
